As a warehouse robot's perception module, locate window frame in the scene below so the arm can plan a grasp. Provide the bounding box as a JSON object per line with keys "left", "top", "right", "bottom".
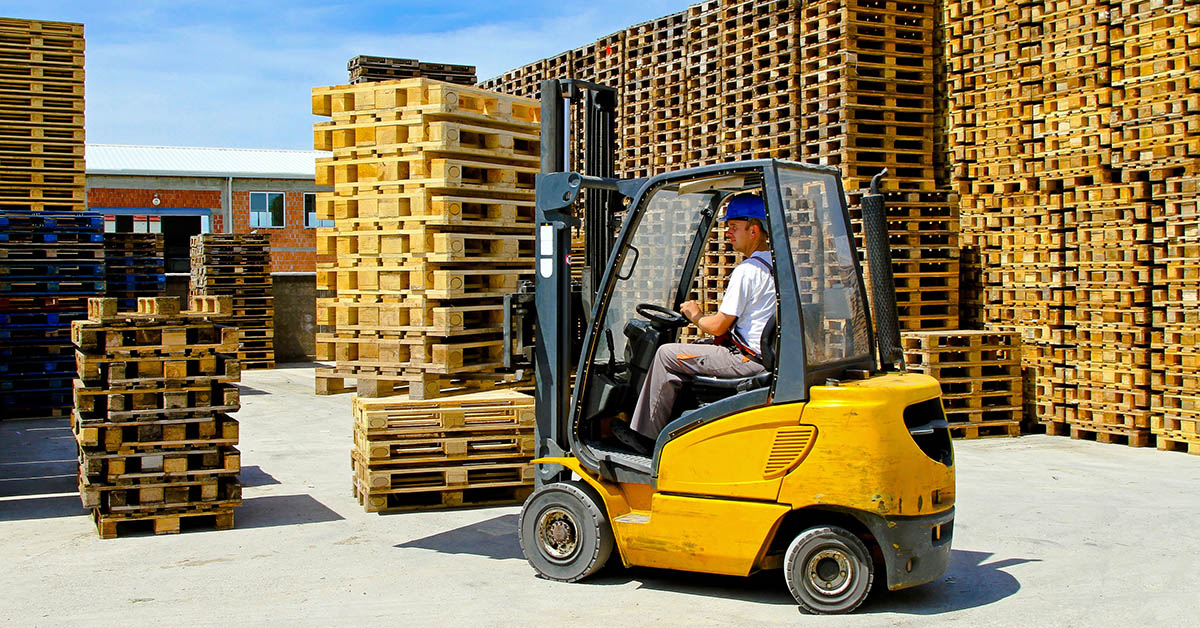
{"left": 303, "top": 192, "right": 333, "bottom": 228}
{"left": 250, "top": 191, "right": 286, "bottom": 229}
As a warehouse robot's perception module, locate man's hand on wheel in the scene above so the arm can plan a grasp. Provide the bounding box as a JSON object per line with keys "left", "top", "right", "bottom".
{"left": 680, "top": 300, "right": 701, "bottom": 324}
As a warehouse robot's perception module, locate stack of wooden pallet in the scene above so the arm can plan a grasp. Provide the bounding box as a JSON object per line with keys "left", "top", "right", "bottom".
{"left": 685, "top": 1, "right": 725, "bottom": 166}
{"left": 0, "top": 18, "right": 86, "bottom": 215}
{"left": 189, "top": 234, "right": 274, "bottom": 369}
{"left": 724, "top": 0, "right": 799, "bottom": 162}
{"left": 0, "top": 211, "right": 103, "bottom": 419}
{"left": 103, "top": 232, "right": 165, "bottom": 309}
{"left": 938, "top": 0, "right": 1200, "bottom": 449}
{"left": 311, "top": 78, "right": 539, "bottom": 399}
{"left": 798, "top": 0, "right": 959, "bottom": 331}
{"left": 482, "top": 0, "right": 957, "bottom": 333}
{"left": 942, "top": 0, "right": 1071, "bottom": 431}
{"left": 1155, "top": 175, "right": 1200, "bottom": 454}
{"left": 903, "top": 330, "right": 1023, "bottom": 438}
{"left": 72, "top": 297, "right": 242, "bottom": 538}
{"left": 350, "top": 389, "right": 535, "bottom": 512}
{"left": 348, "top": 56, "right": 477, "bottom": 86}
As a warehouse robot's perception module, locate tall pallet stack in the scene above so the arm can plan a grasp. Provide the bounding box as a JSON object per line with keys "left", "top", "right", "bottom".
{"left": 481, "top": 0, "right": 957, "bottom": 333}
{"left": 311, "top": 79, "right": 539, "bottom": 399}
{"left": 189, "top": 234, "right": 275, "bottom": 369}
{"left": 942, "top": 0, "right": 1068, "bottom": 430}
{"left": 1118, "top": 1, "right": 1200, "bottom": 453}
{"left": 103, "top": 232, "right": 165, "bottom": 309}
{"left": 73, "top": 297, "right": 242, "bottom": 538}
{"left": 0, "top": 211, "right": 103, "bottom": 419}
{"left": 797, "top": 0, "right": 959, "bottom": 331}
{"left": 721, "top": 1, "right": 798, "bottom": 162}
{"left": 0, "top": 18, "right": 89, "bottom": 419}
{"left": 1155, "top": 175, "right": 1200, "bottom": 454}
{"left": 350, "top": 390, "right": 535, "bottom": 512}
{"left": 685, "top": 1, "right": 726, "bottom": 166}
{"left": 0, "top": 18, "right": 86, "bottom": 215}
{"left": 903, "top": 330, "right": 1023, "bottom": 438}
{"left": 939, "top": 0, "right": 1200, "bottom": 449}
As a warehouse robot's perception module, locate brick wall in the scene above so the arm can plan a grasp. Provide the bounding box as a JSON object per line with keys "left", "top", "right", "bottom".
{"left": 230, "top": 190, "right": 316, "bottom": 272}
{"left": 88, "top": 185, "right": 319, "bottom": 272}
{"left": 87, "top": 188, "right": 221, "bottom": 210}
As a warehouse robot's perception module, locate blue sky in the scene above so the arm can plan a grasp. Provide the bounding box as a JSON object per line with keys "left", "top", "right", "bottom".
{"left": 3, "top": 1, "right": 692, "bottom": 150}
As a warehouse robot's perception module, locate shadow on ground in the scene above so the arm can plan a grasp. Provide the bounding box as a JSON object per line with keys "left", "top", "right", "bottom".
{"left": 235, "top": 494, "right": 344, "bottom": 529}
{"left": 395, "top": 513, "right": 524, "bottom": 560}
{"left": 239, "top": 465, "right": 281, "bottom": 488}
{"left": 236, "top": 384, "right": 269, "bottom": 396}
{"left": 396, "top": 514, "right": 1031, "bottom": 613}
{"left": 861, "top": 549, "right": 1036, "bottom": 615}
{"left": 0, "top": 419, "right": 83, "bottom": 519}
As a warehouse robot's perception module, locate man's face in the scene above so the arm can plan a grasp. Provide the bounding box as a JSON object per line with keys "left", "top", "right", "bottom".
{"left": 725, "top": 218, "right": 757, "bottom": 254}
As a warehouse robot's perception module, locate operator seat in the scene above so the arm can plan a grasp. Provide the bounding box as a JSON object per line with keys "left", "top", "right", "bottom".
{"left": 690, "top": 312, "right": 777, "bottom": 396}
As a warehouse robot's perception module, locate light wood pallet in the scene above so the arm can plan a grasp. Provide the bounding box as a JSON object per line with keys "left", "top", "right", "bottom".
{"left": 317, "top": 367, "right": 529, "bottom": 400}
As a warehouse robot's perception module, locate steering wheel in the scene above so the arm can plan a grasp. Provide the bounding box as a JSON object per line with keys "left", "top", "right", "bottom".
{"left": 636, "top": 303, "right": 688, "bottom": 329}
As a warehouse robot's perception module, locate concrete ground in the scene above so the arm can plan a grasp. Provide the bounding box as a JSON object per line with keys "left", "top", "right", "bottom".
{"left": 2, "top": 364, "right": 1198, "bottom": 627}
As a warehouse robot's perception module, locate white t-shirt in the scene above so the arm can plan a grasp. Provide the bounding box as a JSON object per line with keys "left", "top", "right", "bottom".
{"left": 718, "top": 250, "right": 777, "bottom": 354}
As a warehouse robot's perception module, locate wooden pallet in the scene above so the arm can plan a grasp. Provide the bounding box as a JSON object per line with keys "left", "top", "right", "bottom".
{"left": 80, "top": 473, "right": 241, "bottom": 511}
{"left": 317, "top": 368, "right": 528, "bottom": 400}
{"left": 353, "top": 429, "right": 534, "bottom": 465}
{"left": 93, "top": 507, "right": 235, "bottom": 539}
{"left": 351, "top": 450, "right": 533, "bottom": 492}
{"left": 1067, "top": 423, "right": 1154, "bottom": 448}
{"left": 947, "top": 420, "right": 1021, "bottom": 440}
{"left": 353, "top": 476, "right": 532, "bottom": 513}
{"left": 353, "top": 389, "right": 534, "bottom": 434}
{"left": 74, "top": 412, "right": 239, "bottom": 452}
{"left": 79, "top": 446, "right": 241, "bottom": 483}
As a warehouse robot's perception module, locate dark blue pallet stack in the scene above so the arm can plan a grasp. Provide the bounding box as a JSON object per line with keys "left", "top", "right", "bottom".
{"left": 103, "top": 232, "right": 165, "bottom": 309}
{"left": 0, "top": 211, "right": 104, "bottom": 419}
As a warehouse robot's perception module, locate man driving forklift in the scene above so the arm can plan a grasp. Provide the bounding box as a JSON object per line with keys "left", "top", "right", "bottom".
{"left": 614, "top": 193, "right": 778, "bottom": 454}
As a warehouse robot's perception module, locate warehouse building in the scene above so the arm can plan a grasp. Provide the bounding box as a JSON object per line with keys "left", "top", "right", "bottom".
{"left": 85, "top": 144, "right": 331, "bottom": 273}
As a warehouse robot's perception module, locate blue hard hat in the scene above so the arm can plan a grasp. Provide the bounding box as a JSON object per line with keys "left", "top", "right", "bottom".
{"left": 719, "top": 193, "right": 766, "bottom": 222}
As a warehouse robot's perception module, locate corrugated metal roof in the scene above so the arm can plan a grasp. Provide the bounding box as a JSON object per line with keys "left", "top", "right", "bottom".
{"left": 86, "top": 144, "right": 330, "bottom": 179}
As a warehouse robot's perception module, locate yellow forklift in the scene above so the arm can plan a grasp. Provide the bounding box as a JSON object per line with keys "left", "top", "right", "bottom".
{"left": 503, "top": 80, "right": 955, "bottom": 614}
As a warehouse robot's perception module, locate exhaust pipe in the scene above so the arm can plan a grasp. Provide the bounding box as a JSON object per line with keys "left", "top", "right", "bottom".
{"left": 860, "top": 170, "right": 904, "bottom": 372}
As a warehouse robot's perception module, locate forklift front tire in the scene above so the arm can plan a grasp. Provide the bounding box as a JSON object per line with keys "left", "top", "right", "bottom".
{"left": 519, "top": 481, "right": 614, "bottom": 583}
{"left": 784, "top": 525, "right": 875, "bottom": 614}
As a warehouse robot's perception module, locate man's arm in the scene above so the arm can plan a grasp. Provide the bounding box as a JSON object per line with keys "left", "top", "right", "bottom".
{"left": 680, "top": 300, "right": 736, "bottom": 336}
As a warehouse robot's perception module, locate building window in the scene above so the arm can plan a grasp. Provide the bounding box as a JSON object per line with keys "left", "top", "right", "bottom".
{"left": 304, "top": 192, "right": 332, "bottom": 228}
{"left": 250, "top": 192, "right": 285, "bottom": 228}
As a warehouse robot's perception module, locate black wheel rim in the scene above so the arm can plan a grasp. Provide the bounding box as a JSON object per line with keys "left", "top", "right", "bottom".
{"left": 804, "top": 546, "right": 855, "bottom": 599}
{"left": 535, "top": 506, "right": 580, "bottom": 564}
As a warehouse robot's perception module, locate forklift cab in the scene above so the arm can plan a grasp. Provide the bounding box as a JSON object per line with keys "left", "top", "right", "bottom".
{"left": 569, "top": 161, "right": 876, "bottom": 484}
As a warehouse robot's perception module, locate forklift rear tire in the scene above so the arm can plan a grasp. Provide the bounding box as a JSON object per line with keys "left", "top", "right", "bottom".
{"left": 519, "top": 481, "right": 614, "bottom": 583}
{"left": 784, "top": 525, "right": 875, "bottom": 614}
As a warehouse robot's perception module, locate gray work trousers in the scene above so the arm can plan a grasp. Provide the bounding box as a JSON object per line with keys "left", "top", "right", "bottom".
{"left": 629, "top": 342, "right": 766, "bottom": 440}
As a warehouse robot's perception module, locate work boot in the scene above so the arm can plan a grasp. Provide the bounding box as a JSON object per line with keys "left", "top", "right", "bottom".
{"left": 612, "top": 421, "right": 653, "bottom": 456}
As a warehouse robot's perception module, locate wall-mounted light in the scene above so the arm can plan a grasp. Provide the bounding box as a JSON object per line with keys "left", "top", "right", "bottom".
{"left": 152, "top": 194, "right": 161, "bottom": 206}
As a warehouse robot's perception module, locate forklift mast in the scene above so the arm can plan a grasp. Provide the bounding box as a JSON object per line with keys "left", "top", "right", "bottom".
{"left": 511, "top": 79, "right": 629, "bottom": 484}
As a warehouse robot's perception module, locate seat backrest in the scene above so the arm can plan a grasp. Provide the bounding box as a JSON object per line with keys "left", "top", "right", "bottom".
{"left": 760, "top": 311, "right": 778, "bottom": 371}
